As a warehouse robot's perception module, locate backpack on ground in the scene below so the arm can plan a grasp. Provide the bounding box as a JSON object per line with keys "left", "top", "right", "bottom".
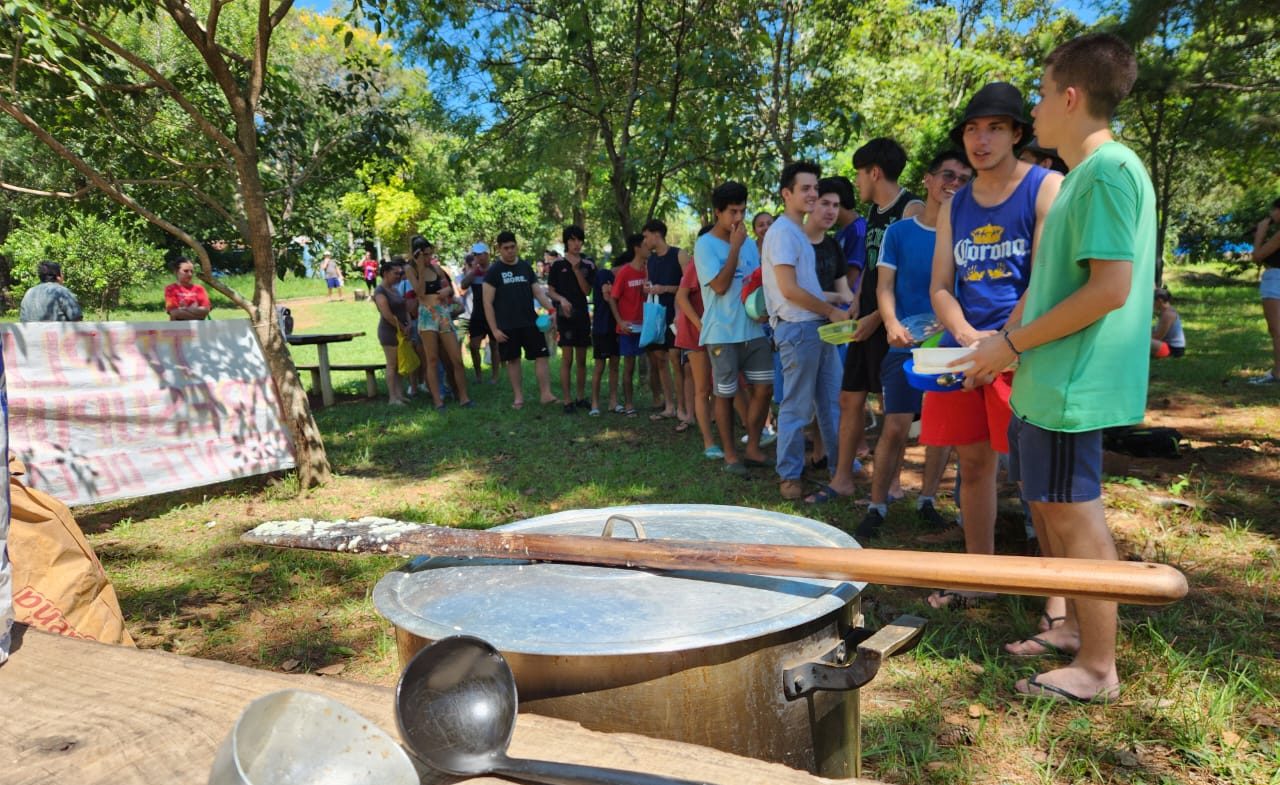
{"left": 1102, "top": 426, "right": 1184, "bottom": 459}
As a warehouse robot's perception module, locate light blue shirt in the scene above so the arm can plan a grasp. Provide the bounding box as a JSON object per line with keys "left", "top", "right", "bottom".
{"left": 693, "top": 233, "right": 765, "bottom": 345}
{"left": 762, "top": 214, "right": 824, "bottom": 324}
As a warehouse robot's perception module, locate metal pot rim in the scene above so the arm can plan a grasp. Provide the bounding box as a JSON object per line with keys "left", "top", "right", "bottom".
{"left": 373, "top": 504, "right": 864, "bottom": 657}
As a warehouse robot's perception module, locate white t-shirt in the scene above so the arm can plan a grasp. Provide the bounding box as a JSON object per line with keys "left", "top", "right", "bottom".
{"left": 761, "top": 214, "right": 825, "bottom": 324}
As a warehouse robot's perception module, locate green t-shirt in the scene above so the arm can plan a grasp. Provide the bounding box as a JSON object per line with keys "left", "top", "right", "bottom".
{"left": 1010, "top": 141, "right": 1156, "bottom": 433}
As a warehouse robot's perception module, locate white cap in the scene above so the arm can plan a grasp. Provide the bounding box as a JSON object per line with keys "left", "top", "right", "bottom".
{"left": 471, "top": 242, "right": 489, "bottom": 254}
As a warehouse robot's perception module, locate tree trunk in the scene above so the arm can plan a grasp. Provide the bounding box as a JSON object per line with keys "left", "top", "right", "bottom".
{"left": 235, "top": 119, "right": 332, "bottom": 488}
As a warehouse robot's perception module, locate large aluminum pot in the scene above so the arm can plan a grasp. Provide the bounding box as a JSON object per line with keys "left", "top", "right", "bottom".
{"left": 373, "top": 504, "right": 921, "bottom": 779}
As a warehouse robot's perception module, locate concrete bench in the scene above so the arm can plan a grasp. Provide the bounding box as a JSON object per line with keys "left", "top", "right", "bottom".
{"left": 295, "top": 362, "right": 384, "bottom": 399}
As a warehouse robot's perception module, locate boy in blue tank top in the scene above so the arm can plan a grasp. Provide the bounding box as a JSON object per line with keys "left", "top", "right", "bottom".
{"left": 921, "top": 82, "right": 1062, "bottom": 609}
{"left": 965, "top": 34, "right": 1157, "bottom": 703}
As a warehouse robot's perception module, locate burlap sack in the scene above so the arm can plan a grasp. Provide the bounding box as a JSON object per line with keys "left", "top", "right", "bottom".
{"left": 7, "top": 455, "right": 134, "bottom": 646}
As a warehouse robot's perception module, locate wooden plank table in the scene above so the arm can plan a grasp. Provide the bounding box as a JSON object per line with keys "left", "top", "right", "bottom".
{"left": 0, "top": 627, "right": 882, "bottom": 785}
{"left": 286, "top": 331, "right": 365, "bottom": 407}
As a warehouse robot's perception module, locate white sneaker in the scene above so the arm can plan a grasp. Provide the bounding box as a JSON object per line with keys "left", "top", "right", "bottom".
{"left": 742, "top": 426, "right": 778, "bottom": 446}
{"left": 1248, "top": 372, "right": 1280, "bottom": 385}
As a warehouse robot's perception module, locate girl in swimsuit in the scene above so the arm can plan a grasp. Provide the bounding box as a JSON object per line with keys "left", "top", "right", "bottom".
{"left": 406, "top": 235, "right": 472, "bottom": 409}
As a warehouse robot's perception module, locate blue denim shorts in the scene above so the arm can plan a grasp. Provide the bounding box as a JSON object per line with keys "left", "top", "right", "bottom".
{"left": 1007, "top": 416, "right": 1103, "bottom": 503}
{"left": 1261, "top": 268, "right": 1280, "bottom": 300}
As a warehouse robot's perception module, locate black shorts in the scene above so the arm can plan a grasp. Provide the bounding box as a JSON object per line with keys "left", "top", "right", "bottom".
{"left": 468, "top": 315, "right": 489, "bottom": 341}
{"left": 557, "top": 316, "right": 593, "bottom": 348}
{"left": 496, "top": 325, "right": 551, "bottom": 363}
{"left": 592, "top": 332, "right": 620, "bottom": 359}
{"left": 841, "top": 326, "right": 888, "bottom": 393}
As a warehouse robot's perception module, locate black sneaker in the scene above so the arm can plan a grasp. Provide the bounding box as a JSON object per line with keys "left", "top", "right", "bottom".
{"left": 855, "top": 508, "right": 884, "bottom": 540}
{"left": 917, "top": 500, "right": 953, "bottom": 530}
{"left": 563, "top": 403, "right": 577, "bottom": 415}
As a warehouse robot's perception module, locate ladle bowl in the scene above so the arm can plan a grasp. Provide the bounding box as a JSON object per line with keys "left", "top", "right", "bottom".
{"left": 208, "top": 689, "right": 418, "bottom": 785}
{"left": 395, "top": 635, "right": 710, "bottom": 785}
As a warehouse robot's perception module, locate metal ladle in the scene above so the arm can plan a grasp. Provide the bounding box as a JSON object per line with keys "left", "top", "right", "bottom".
{"left": 395, "top": 635, "right": 710, "bottom": 785}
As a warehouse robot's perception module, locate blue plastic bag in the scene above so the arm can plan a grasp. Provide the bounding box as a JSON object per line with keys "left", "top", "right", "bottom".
{"left": 639, "top": 296, "right": 668, "bottom": 348}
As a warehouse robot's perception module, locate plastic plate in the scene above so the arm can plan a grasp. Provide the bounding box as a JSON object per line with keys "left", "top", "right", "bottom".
{"left": 903, "top": 358, "right": 965, "bottom": 392}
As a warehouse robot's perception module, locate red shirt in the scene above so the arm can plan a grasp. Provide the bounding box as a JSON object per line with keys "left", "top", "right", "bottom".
{"left": 674, "top": 260, "right": 704, "bottom": 350}
{"left": 612, "top": 262, "right": 648, "bottom": 334}
{"left": 362, "top": 258, "right": 378, "bottom": 281}
{"left": 164, "top": 282, "right": 211, "bottom": 314}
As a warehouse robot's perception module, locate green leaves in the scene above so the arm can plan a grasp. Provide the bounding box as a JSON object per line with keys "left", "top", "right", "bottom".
{"left": 1, "top": 212, "right": 163, "bottom": 315}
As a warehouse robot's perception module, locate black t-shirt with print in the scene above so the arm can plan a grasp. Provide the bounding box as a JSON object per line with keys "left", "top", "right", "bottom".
{"left": 547, "top": 256, "right": 595, "bottom": 323}
{"left": 812, "top": 236, "right": 849, "bottom": 294}
{"left": 858, "top": 189, "right": 920, "bottom": 318}
{"left": 483, "top": 259, "right": 539, "bottom": 330}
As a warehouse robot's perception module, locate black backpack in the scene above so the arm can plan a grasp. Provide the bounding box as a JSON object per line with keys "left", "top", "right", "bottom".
{"left": 1102, "top": 426, "right": 1184, "bottom": 459}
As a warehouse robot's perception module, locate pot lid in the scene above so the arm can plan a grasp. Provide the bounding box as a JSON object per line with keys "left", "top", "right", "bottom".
{"left": 373, "top": 504, "right": 863, "bottom": 656}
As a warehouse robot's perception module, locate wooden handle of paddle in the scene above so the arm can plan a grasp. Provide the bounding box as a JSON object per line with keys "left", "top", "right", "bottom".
{"left": 395, "top": 528, "right": 1189, "bottom": 605}
{"left": 242, "top": 521, "right": 1189, "bottom": 605}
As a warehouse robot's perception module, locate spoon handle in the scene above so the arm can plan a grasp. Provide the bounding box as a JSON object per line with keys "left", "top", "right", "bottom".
{"left": 496, "top": 757, "right": 711, "bottom": 785}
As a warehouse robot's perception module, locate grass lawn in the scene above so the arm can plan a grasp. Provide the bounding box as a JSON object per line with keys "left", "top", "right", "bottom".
{"left": 55, "top": 262, "right": 1280, "bottom": 784}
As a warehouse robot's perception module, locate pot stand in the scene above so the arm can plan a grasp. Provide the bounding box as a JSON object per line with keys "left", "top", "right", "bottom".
{"left": 782, "top": 615, "right": 926, "bottom": 700}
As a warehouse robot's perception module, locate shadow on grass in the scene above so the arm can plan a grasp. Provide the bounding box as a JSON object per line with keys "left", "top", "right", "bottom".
{"left": 75, "top": 473, "right": 283, "bottom": 534}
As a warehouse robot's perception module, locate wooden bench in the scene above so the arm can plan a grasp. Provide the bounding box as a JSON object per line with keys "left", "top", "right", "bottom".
{"left": 295, "top": 363, "right": 384, "bottom": 399}
{"left": 0, "top": 626, "right": 877, "bottom": 785}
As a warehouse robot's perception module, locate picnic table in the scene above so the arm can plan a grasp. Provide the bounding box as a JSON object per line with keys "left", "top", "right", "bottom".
{"left": 286, "top": 331, "right": 364, "bottom": 407}
{"left": 0, "top": 626, "right": 874, "bottom": 785}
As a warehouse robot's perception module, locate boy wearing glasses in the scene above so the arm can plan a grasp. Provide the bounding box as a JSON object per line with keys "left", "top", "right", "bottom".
{"left": 855, "top": 150, "right": 973, "bottom": 528}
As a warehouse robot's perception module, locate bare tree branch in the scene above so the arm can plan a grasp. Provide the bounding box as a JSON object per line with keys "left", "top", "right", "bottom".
{"left": 0, "top": 181, "right": 92, "bottom": 199}
{"left": 115, "top": 178, "right": 243, "bottom": 231}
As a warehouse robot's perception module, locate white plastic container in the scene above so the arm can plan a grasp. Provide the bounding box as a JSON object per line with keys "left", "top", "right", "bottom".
{"left": 911, "top": 347, "right": 974, "bottom": 374}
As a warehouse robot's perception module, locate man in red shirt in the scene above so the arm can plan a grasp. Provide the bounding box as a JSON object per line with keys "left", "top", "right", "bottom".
{"left": 164, "top": 258, "right": 212, "bottom": 321}
{"left": 609, "top": 244, "right": 649, "bottom": 416}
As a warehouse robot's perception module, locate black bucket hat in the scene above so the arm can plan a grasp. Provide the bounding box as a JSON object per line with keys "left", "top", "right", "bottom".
{"left": 949, "top": 82, "right": 1034, "bottom": 149}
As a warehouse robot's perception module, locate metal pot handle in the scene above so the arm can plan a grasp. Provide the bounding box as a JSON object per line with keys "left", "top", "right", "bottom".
{"left": 782, "top": 615, "right": 926, "bottom": 700}
{"left": 602, "top": 514, "right": 646, "bottom": 539}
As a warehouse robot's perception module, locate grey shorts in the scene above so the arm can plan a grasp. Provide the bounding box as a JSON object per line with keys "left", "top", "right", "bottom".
{"left": 706, "top": 336, "right": 774, "bottom": 397}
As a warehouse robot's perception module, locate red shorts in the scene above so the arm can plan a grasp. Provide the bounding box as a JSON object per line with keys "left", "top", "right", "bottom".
{"left": 918, "top": 371, "right": 1015, "bottom": 453}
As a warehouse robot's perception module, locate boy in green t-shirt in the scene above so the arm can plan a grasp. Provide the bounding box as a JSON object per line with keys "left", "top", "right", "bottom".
{"left": 965, "top": 33, "right": 1156, "bottom": 704}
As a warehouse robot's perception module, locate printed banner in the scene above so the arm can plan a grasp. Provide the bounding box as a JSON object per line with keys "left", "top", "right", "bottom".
{"left": 1, "top": 320, "right": 297, "bottom": 506}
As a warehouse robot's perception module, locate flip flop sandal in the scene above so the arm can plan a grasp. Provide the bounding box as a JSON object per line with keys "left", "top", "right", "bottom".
{"left": 624, "top": 408, "right": 638, "bottom": 417}
{"left": 649, "top": 411, "right": 676, "bottom": 421}
{"left": 613, "top": 404, "right": 626, "bottom": 414}
{"left": 511, "top": 401, "right": 524, "bottom": 410}
{"left": 674, "top": 420, "right": 693, "bottom": 433}
{"left": 805, "top": 485, "right": 846, "bottom": 505}
{"left": 703, "top": 445, "right": 725, "bottom": 460}
{"left": 743, "top": 457, "right": 775, "bottom": 468}
{"left": 1016, "top": 674, "right": 1118, "bottom": 704}
{"left": 926, "top": 589, "right": 986, "bottom": 610}
{"left": 1039, "top": 613, "right": 1067, "bottom": 631}
{"left": 588, "top": 408, "right": 601, "bottom": 416}
{"left": 1006, "top": 636, "right": 1073, "bottom": 658}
